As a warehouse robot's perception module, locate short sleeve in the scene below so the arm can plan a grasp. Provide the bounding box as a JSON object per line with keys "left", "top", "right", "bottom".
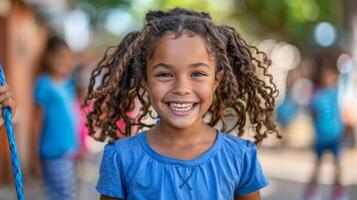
{"left": 96, "top": 144, "right": 126, "bottom": 198}
{"left": 234, "top": 141, "right": 268, "bottom": 196}
{"left": 33, "top": 76, "right": 49, "bottom": 106}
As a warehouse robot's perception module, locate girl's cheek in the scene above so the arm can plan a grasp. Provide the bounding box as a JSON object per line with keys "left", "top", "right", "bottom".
{"left": 196, "top": 81, "right": 216, "bottom": 92}
{"left": 151, "top": 80, "right": 172, "bottom": 91}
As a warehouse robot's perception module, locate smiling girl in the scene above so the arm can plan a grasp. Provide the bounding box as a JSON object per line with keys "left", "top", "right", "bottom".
{"left": 84, "top": 8, "right": 280, "bottom": 200}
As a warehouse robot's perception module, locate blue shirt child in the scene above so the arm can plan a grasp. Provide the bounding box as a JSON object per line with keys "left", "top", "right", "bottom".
{"left": 96, "top": 130, "right": 268, "bottom": 199}
{"left": 310, "top": 85, "right": 345, "bottom": 146}
{"left": 34, "top": 74, "right": 79, "bottom": 159}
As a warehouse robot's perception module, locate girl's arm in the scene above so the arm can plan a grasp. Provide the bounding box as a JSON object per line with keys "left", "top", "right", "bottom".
{"left": 235, "top": 191, "right": 261, "bottom": 200}
{"left": 100, "top": 195, "right": 123, "bottom": 200}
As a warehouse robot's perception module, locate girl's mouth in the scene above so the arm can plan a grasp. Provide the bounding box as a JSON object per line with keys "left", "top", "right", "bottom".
{"left": 166, "top": 102, "right": 198, "bottom": 115}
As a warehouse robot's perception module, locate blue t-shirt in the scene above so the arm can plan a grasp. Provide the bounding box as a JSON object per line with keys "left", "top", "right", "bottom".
{"left": 310, "top": 85, "right": 345, "bottom": 145}
{"left": 33, "top": 74, "right": 79, "bottom": 159}
{"left": 96, "top": 130, "right": 268, "bottom": 199}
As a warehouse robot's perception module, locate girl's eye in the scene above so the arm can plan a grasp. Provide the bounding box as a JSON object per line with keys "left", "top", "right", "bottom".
{"left": 155, "top": 73, "right": 172, "bottom": 78}
{"left": 191, "top": 72, "right": 207, "bottom": 77}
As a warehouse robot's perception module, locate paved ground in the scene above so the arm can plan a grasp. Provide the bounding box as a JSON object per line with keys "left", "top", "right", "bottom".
{"left": 262, "top": 178, "right": 357, "bottom": 200}
{"left": 0, "top": 153, "right": 102, "bottom": 200}
{"left": 260, "top": 147, "right": 357, "bottom": 200}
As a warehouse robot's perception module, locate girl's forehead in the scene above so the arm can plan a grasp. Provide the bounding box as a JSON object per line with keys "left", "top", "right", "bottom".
{"left": 149, "top": 33, "right": 214, "bottom": 61}
{"left": 157, "top": 32, "right": 207, "bottom": 46}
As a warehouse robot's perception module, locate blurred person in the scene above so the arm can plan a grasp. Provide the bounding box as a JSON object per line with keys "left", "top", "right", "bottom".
{"left": 304, "top": 55, "right": 348, "bottom": 200}
{"left": 84, "top": 8, "right": 280, "bottom": 200}
{"left": 32, "top": 36, "right": 79, "bottom": 200}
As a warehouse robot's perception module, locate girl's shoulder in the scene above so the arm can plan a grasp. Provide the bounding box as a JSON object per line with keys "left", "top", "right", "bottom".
{"left": 103, "top": 132, "right": 144, "bottom": 158}
{"left": 115, "top": 133, "right": 142, "bottom": 147}
{"left": 220, "top": 132, "right": 256, "bottom": 146}
{"left": 219, "top": 132, "right": 258, "bottom": 156}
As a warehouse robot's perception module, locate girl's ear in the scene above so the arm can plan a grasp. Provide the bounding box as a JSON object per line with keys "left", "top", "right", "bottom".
{"left": 214, "top": 70, "right": 224, "bottom": 90}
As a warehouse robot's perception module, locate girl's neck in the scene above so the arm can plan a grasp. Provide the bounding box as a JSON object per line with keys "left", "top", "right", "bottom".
{"left": 150, "top": 119, "right": 215, "bottom": 146}
{"left": 49, "top": 73, "right": 68, "bottom": 82}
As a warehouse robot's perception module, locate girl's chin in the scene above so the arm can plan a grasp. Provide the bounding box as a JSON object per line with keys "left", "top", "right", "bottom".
{"left": 158, "top": 116, "right": 202, "bottom": 130}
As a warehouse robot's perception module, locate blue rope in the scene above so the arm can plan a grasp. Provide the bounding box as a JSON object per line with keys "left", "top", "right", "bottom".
{"left": 0, "top": 64, "right": 25, "bottom": 200}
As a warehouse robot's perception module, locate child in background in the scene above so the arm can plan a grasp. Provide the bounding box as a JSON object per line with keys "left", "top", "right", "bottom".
{"left": 32, "top": 36, "right": 79, "bottom": 200}
{"left": 305, "top": 55, "right": 348, "bottom": 200}
{"left": 84, "top": 8, "right": 280, "bottom": 200}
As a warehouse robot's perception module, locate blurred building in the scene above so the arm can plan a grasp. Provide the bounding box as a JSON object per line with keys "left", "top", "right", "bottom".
{"left": 0, "top": 0, "right": 93, "bottom": 187}
{"left": 0, "top": 0, "right": 46, "bottom": 184}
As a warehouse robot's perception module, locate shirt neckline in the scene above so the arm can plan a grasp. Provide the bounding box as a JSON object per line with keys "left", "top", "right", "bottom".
{"left": 138, "top": 129, "right": 223, "bottom": 167}
{"left": 42, "top": 74, "right": 70, "bottom": 86}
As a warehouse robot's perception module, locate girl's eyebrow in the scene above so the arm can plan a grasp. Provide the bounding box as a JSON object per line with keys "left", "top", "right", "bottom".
{"left": 153, "top": 63, "right": 172, "bottom": 70}
{"left": 153, "top": 62, "right": 210, "bottom": 70}
{"left": 190, "top": 63, "right": 210, "bottom": 68}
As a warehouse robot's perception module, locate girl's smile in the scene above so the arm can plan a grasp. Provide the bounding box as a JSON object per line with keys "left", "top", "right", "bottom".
{"left": 165, "top": 102, "right": 199, "bottom": 116}
{"left": 145, "top": 33, "right": 221, "bottom": 130}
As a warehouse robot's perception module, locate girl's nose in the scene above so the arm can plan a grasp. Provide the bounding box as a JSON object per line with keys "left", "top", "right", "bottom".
{"left": 172, "top": 77, "right": 191, "bottom": 96}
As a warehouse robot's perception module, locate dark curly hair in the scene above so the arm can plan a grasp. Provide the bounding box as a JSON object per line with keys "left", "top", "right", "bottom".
{"left": 83, "top": 8, "right": 280, "bottom": 145}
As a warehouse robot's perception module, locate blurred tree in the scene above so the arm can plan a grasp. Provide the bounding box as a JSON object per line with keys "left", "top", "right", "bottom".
{"left": 243, "top": 0, "right": 342, "bottom": 50}
{"left": 78, "top": 0, "right": 131, "bottom": 8}
{"left": 76, "top": 0, "right": 344, "bottom": 50}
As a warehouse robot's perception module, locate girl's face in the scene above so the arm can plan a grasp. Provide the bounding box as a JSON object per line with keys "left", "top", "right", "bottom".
{"left": 145, "top": 33, "right": 222, "bottom": 130}
{"left": 48, "top": 47, "right": 74, "bottom": 79}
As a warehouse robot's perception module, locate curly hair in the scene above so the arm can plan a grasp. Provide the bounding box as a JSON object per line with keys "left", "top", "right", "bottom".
{"left": 83, "top": 8, "right": 280, "bottom": 145}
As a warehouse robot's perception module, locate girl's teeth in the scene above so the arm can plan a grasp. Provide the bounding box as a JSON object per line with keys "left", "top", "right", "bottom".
{"left": 169, "top": 103, "right": 194, "bottom": 111}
